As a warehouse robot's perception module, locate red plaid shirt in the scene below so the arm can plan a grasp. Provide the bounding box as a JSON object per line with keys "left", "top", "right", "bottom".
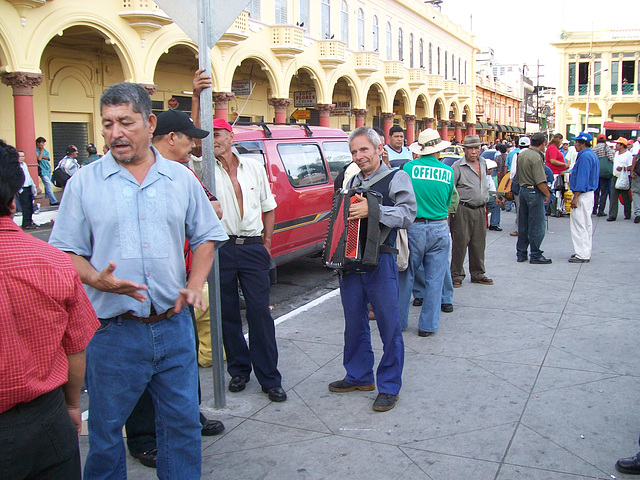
{"left": 0, "top": 217, "right": 99, "bottom": 412}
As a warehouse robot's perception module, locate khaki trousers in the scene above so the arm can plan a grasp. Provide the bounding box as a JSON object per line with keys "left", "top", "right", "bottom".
{"left": 450, "top": 204, "right": 487, "bottom": 282}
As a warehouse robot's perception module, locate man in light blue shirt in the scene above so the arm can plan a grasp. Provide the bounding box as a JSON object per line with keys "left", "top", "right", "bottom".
{"left": 385, "top": 125, "right": 413, "bottom": 169}
{"left": 49, "top": 82, "right": 227, "bottom": 480}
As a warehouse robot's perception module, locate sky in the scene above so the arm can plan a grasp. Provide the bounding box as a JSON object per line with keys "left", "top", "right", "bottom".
{"left": 441, "top": 0, "right": 639, "bottom": 87}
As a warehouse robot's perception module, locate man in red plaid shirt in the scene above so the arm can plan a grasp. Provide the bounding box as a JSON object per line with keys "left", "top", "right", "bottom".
{"left": 0, "top": 139, "right": 99, "bottom": 479}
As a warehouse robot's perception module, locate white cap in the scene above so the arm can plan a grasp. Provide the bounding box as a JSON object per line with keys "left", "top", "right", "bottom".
{"left": 518, "top": 137, "right": 531, "bottom": 147}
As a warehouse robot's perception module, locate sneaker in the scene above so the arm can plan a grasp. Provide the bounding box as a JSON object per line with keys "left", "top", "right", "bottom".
{"left": 488, "top": 225, "right": 503, "bottom": 231}
{"left": 372, "top": 393, "right": 398, "bottom": 412}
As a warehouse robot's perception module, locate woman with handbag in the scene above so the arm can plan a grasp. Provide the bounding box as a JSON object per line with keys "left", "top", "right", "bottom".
{"left": 608, "top": 137, "right": 633, "bottom": 221}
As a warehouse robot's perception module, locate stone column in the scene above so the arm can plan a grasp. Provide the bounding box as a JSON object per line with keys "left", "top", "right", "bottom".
{"left": 438, "top": 121, "right": 449, "bottom": 142}
{"left": 423, "top": 117, "right": 435, "bottom": 129}
{"left": 268, "top": 98, "right": 292, "bottom": 124}
{"left": 351, "top": 108, "right": 368, "bottom": 128}
{"left": 466, "top": 122, "right": 476, "bottom": 136}
{"left": 213, "top": 92, "right": 235, "bottom": 120}
{"left": 1, "top": 72, "right": 43, "bottom": 186}
{"left": 316, "top": 104, "right": 334, "bottom": 127}
{"left": 453, "top": 122, "right": 463, "bottom": 143}
{"left": 403, "top": 114, "right": 417, "bottom": 144}
{"left": 381, "top": 112, "right": 395, "bottom": 143}
{"left": 140, "top": 83, "right": 157, "bottom": 96}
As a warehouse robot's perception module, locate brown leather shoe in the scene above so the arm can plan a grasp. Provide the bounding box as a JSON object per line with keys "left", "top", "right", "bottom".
{"left": 329, "top": 379, "right": 375, "bottom": 392}
{"left": 471, "top": 276, "right": 494, "bottom": 285}
{"left": 453, "top": 279, "right": 462, "bottom": 288}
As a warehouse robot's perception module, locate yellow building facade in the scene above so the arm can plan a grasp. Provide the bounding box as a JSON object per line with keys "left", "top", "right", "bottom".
{"left": 552, "top": 29, "right": 640, "bottom": 140}
{"left": 0, "top": 0, "right": 476, "bottom": 180}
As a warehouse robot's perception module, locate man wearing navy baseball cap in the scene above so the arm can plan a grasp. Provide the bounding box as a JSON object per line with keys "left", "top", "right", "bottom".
{"left": 568, "top": 132, "right": 599, "bottom": 263}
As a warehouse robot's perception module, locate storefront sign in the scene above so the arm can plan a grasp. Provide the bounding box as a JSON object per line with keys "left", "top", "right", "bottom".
{"left": 294, "top": 91, "right": 317, "bottom": 107}
{"left": 331, "top": 101, "right": 351, "bottom": 116}
{"left": 232, "top": 80, "right": 252, "bottom": 96}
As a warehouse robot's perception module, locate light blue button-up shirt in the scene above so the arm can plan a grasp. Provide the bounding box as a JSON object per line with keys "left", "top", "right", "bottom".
{"left": 49, "top": 147, "right": 228, "bottom": 319}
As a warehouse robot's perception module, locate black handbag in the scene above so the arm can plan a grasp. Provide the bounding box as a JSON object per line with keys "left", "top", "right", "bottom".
{"left": 52, "top": 166, "right": 71, "bottom": 187}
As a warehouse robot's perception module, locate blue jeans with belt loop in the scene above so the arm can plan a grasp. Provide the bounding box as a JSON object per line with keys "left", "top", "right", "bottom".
{"left": 399, "top": 219, "right": 451, "bottom": 333}
{"left": 83, "top": 307, "right": 201, "bottom": 480}
{"left": 516, "top": 187, "right": 546, "bottom": 260}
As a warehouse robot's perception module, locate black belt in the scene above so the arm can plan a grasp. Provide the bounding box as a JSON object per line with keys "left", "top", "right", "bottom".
{"left": 228, "top": 235, "right": 263, "bottom": 245}
{"left": 121, "top": 308, "right": 175, "bottom": 323}
{"left": 459, "top": 201, "right": 485, "bottom": 209}
{"left": 414, "top": 218, "right": 447, "bottom": 223}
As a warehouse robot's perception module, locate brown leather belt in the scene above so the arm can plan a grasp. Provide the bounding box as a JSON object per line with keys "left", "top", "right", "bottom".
{"left": 121, "top": 308, "right": 175, "bottom": 323}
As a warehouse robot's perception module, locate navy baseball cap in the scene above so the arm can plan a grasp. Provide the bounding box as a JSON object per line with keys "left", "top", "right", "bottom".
{"left": 154, "top": 109, "right": 209, "bottom": 139}
{"left": 571, "top": 132, "right": 593, "bottom": 142}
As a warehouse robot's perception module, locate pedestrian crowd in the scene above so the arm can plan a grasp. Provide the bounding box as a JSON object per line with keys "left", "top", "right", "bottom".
{"left": 2, "top": 78, "right": 640, "bottom": 479}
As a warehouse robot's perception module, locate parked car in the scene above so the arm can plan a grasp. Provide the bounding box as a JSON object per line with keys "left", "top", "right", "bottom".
{"left": 440, "top": 154, "right": 463, "bottom": 167}
{"left": 443, "top": 145, "right": 464, "bottom": 156}
{"left": 230, "top": 123, "right": 351, "bottom": 266}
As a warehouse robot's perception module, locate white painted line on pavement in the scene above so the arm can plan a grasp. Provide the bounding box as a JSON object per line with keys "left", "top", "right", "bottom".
{"left": 273, "top": 288, "right": 340, "bottom": 327}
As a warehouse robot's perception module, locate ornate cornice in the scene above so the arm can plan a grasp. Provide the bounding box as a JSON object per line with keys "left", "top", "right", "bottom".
{"left": 351, "top": 108, "right": 368, "bottom": 117}
{"left": 139, "top": 83, "right": 157, "bottom": 96}
{"left": 380, "top": 112, "right": 395, "bottom": 121}
{"left": 315, "top": 103, "right": 334, "bottom": 115}
{"left": 268, "top": 98, "right": 292, "bottom": 110}
{"left": 213, "top": 92, "right": 235, "bottom": 107}
{"left": 402, "top": 114, "right": 417, "bottom": 124}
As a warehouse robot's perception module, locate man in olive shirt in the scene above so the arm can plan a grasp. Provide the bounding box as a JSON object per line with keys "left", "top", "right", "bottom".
{"left": 450, "top": 135, "right": 493, "bottom": 287}
{"left": 515, "top": 132, "right": 552, "bottom": 264}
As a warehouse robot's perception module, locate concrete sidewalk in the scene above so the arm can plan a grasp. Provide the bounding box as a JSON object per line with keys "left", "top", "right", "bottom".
{"left": 80, "top": 211, "right": 640, "bottom": 479}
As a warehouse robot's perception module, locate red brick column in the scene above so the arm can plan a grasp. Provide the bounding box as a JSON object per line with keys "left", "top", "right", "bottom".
{"left": 403, "top": 114, "right": 417, "bottom": 144}
{"left": 316, "top": 104, "right": 334, "bottom": 127}
{"left": 1, "top": 72, "right": 43, "bottom": 186}
{"left": 423, "top": 117, "right": 435, "bottom": 130}
{"left": 352, "top": 108, "right": 368, "bottom": 128}
{"left": 268, "top": 98, "right": 292, "bottom": 123}
{"left": 454, "top": 122, "right": 463, "bottom": 143}
{"left": 213, "top": 92, "right": 235, "bottom": 120}
{"left": 438, "top": 121, "right": 449, "bottom": 142}
{"left": 381, "top": 112, "right": 395, "bottom": 143}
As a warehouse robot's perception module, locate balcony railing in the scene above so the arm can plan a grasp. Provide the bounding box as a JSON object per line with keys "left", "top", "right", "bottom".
{"left": 353, "top": 52, "right": 379, "bottom": 76}
{"left": 594, "top": 85, "right": 601, "bottom": 95}
{"left": 568, "top": 85, "right": 575, "bottom": 95}
{"left": 458, "top": 84, "right": 471, "bottom": 98}
{"left": 612, "top": 84, "right": 618, "bottom": 94}
{"left": 578, "top": 84, "right": 587, "bottom": 95}
{"left": 383, "top": 61, "right": 404, "bottom": 80}
{"left": 426, "top": 75, "right": 444, "bottom": 91}
{"left": 318, "top": 40, "right": 346, "bottom": 68}
{"left": 444, "top": 80, "right": 458, "bottom": 95}
{"left": 622, "top": 83, "right": 634, "bottom": 95}
{"left": 270, "top": 25, "right": 304, "bottom": 60}
{"left": 408, "top": 68, "right": 427, "bottom": 86}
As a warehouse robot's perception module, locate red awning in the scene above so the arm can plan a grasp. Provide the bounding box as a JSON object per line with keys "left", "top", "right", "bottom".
{"left": 604, "top": 121, "right": 640, "bottom": 130}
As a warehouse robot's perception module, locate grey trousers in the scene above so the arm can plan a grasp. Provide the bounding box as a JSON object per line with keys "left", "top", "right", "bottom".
{"left": 632, "top": 176, "right": 640, "bottom": 218}
{"left": 450, "top": 204, "right": 487, "bottom": 282}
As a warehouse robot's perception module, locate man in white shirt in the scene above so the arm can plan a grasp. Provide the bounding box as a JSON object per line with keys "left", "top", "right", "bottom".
{"left": 211, "top": 118, "right": 286, "bottom": 403}
{"left": 607, "top": 137, "right": 633, "bottom": 221}
{"left": 16, "top": 149, "right": 38, "bottom": 230}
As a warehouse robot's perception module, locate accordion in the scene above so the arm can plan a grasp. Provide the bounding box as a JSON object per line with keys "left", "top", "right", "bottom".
{"left": 323, "top": 188, "right": 384, "bottom": 272}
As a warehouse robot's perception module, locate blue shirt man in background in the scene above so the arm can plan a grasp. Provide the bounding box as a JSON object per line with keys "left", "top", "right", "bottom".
{"left": 49, "top": 82, "right": 227, "bottom": 480}
{"left": 385, "top": 124, "right": 413, "bottom": 169}
{"left": 568, "top": 132, "right": 599, "bottom": 263}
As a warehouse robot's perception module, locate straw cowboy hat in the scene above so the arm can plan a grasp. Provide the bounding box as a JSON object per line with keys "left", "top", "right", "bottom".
{"left": 408, "top": 128, "right": 451, "bottom": 156}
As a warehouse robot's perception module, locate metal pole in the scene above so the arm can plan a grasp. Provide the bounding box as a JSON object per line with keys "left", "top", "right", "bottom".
{"left": 198, "top": 0, "right": 226, "bottom": 409}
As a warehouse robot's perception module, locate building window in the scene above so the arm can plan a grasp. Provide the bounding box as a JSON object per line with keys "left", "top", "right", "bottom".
{"left": 452, "top": 54, "right": 455, "bottom": 80}
{"left": 464, "top": 61, "right": 467, "bottom": 84}
{"left": 372, "top": 16, "right": 379, "bottom": 52}
{"left": 611, "top": 61, "right": 618, "bottom": 94}
{"left": 568, "top": 62, "right": 576, "bottom": 95}
{"left": 341, "top": 1, "right": 349, "bottom": 47}
{"left": 429, "top": 42, "right": 433, "bottom": 74}
{"left": 386, "top": 22, "right": 392, "bottom": 60}
{"left": 247, "top": 0, "right": 260, "bottom": 20}
{"left": 458, "top": 58, "right": 461, "bottom": 84}
{"left": 300, "top": 0, "right": 310, "bottom": 32}
{"left": 419, "top": 38, "right": 424, "bottom": 68}
{"left": 622, "top": 60, "right": 636, "bottom": 94}
{"left": 437, "top": 47, "right": 440, "bottom": 75}
{"left": 594, "top": 61, "right": 601, "bottom": 95}
{"left": 444, "top": 51, "right": 448, "bottom": 79}
{"left": 578, "top": 62, "right": 589, "bottom": 95}
{"left": 409, "top": 33, "right": 414, "bottom": 68}
{"left": 274, "top": 0, "right": 287, "bottom": 24}
{"left": 357, "top": 8, "right": 365, "bottom": 51}
{"left": 398, "top": 28, "right": 403, "bottom": 62}
{"left": 321, "top": 0, "right": 330, "bottom": 39}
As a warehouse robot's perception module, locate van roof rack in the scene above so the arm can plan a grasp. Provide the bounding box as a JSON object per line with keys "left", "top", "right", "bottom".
{"left": 233, "top": 122, "right": 314, "bottom": 138}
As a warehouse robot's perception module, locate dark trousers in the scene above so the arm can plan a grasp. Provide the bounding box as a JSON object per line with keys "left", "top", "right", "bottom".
{"left": 516, "top": 187, "right": 546, "bottom": 260}
{"left": 219, "top": 241, "right": 281, "bottom": 388}
{"left": 0, "top": 388, "right": 81, "bottom": 480}
{"left": 125, "top": 307, "right": 204, "bottom": 455}
{"left": 609, "top": 184, "right": 632, "bottom": 220}
{"left": 450, "top": 203, "right": 487, "bottom": 282}
{"left": 17, "top": 189, "right": 34, "bottom": 227}
{"left": 593, "top": 177, "right": 611, "bottom": 214}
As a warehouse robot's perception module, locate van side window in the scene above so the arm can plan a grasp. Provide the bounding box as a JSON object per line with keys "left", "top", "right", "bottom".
{"left": 233, "top": 141, "right": 266, "bottom": 166}
{"left": 277, "top": 143, "right": 328, "bottom": 187}
{"left": 322, "top": 141, "right": 351, "bottom": 180}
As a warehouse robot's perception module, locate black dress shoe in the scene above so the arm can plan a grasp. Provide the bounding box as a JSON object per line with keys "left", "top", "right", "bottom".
{"left": 201, "top": 419, "right": 225, "bottom": 436}
{"left": 372, "top": 393, "right": 398, "bottom": 412}
{"left": 228, "top": 375, "right": 249, "bottom": 392}
{"left": 607, "top": 217, "right": 616, "bottom": 221}
{"left": 418, "top": 330, "right": 432, "bottom": 337}
{"left": 488, "top": 225, "right": 503, "bottom": 231}
{"left": 616, "top": 455, "right": 640, "bottom": 475}
{"left": 131, "top": 448, "right": 157, "bottom": 468}
{"left": 596, "top": 212, "right": 606, "bottom": 217}
{"left": 329, "top": 379, "right": 375, "bottom": 392}
{"left": 530, "top": 256, "right": 552, "bottom": 264}
{"left": 441, "top": 303, "right": 453, "bottom": 313}
{"left": 262, "top": 386, "right": 287, "bottom": 402}
{"left": 568, "top": 256, "right": 590, "bottom": 263}
{"left": 517, "top": 257, "right": 527, "bottom": 263}
{"left": 412, "top": 298, "right": 423, "bottom": 307}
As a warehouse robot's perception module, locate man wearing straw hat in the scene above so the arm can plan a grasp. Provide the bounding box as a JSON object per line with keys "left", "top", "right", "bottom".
{"left": 398, "top": 129, "right": 454, "bottom": 337}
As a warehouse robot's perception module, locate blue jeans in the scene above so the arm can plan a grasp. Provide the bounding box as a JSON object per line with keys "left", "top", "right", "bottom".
{"left": 593, "top": 177, "right": 611, "bottom": 214}
{"left": 39, "top": 174, "right": 58, "bottom": 204}
{"left": 338, "top": 253, "right": 404, "bottom": 395}
{"left": 487, "top": 197, "right": 501, "bottom": 226}
{"left": 413, "top": 261, "right": 453, "bottom": 305}
{"left": 399, "top": 220, "right": 450, "bottom": 333}
{"left": 84, "top": 308, "right": 201, "bottom": 480}
{"left": 516, "top": 187, "right": 546, "bottom": 260}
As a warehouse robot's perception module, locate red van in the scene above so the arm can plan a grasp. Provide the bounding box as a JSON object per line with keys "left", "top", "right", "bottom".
{"left": 230, "top": 124, "right": 351, "bottom": 266}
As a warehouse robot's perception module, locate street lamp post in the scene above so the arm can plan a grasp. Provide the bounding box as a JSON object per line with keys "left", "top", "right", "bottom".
{"left": 584, "top": 64, "right": 607, "bottom": 133}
